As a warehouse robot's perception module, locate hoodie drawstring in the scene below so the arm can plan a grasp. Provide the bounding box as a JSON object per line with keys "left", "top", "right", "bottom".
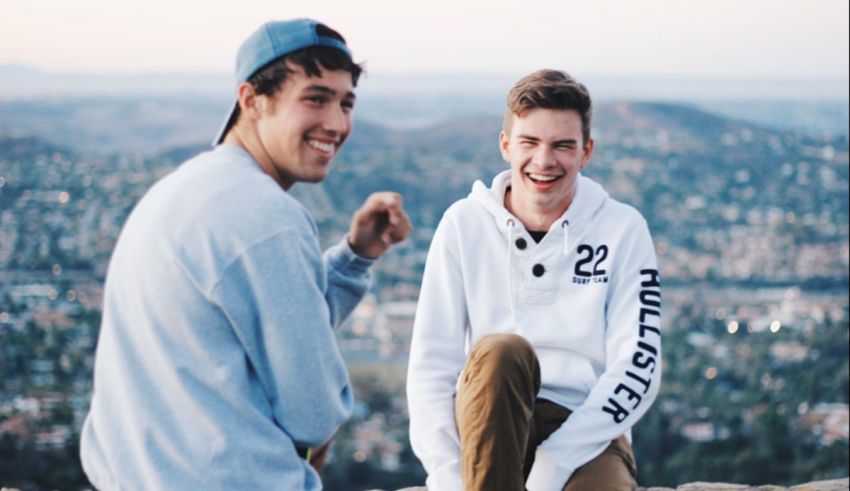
{"left": 506, "top": 218, "right": 517, "bottom": 323}
{"left": 561, "top": 219, "right": 571, "bottom": 254}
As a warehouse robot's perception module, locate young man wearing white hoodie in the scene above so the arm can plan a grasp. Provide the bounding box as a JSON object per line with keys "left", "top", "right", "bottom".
{"left": 407, "top": 69, "right": 662, "bottom": 491}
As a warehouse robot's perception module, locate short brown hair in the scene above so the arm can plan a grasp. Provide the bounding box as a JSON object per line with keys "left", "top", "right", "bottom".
{"left": 503, "top": 69, "right": 592, "bottom": 143}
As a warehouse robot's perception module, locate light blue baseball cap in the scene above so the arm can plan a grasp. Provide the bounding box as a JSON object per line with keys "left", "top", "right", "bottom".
{"left": 212, "top": 18, "right": 353, "bottom": 146}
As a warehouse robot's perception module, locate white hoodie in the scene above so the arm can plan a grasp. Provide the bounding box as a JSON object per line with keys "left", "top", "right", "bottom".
{"left": 407, "top": 170, "right": 662, "bottom": 491}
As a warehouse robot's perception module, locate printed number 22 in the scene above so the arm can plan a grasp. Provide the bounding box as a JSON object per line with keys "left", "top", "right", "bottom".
{"left": 575, "top": 245, "right": 608, "bottom": 277}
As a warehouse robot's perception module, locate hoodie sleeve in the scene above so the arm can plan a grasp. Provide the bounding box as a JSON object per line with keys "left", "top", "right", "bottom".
{"left": 526, "top": 215, "right": 662, "bottom": 491}
{"left": 407, "top": 214, "right": 469, "bottom": 491}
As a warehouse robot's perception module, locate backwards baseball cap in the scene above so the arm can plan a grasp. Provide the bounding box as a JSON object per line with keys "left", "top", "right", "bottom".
{"left": 212, "top": 18, "right": 353, "bottom": 146}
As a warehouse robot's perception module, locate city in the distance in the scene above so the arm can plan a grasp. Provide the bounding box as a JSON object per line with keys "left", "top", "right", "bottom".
{"left": 0, "top": 66, "right": 847, "bottom": 490}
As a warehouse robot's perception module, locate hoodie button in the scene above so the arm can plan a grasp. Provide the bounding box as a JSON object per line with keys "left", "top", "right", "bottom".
{"left": 515, "top": 238, "right": 527, "bottom": 250}
{"left": 532, "top": 264, "right": 545, "bottom": 277}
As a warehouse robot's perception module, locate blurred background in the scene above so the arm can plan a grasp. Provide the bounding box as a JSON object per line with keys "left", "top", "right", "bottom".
{"left": 0, "top": 0, "right": 847, "bottom": 489}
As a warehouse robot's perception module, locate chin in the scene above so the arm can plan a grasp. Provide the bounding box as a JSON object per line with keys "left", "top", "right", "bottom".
{"left": 305, "top": 172, "right": 330, "bottom": 183}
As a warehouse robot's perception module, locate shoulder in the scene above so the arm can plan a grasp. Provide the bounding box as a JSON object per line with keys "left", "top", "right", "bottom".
{"left": 431, "top": 196, "right": 493, "bottom": 245}
{"left": 136, "top": 147, "right": 316, "bottom": 263}
{"left": 181, "top": 148, "right": 315, "bottom": 234}
{"left": 601, "top": 197, "right": 648, "bottom": 228}
{"left": 441, "top": 195, "right": 490, "bottom": 225}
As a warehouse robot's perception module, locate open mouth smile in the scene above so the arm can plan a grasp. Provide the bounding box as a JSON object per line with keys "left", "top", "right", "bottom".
{"left": 527, "top": 173, "right": 563, "bottom": 184}
{"left": 306, "top": 138, "right": 336, "bottom": 156}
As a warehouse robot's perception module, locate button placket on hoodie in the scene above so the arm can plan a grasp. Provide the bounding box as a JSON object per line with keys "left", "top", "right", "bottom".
{"left": 520, "top": 229, "right": 565, "bottom": 305}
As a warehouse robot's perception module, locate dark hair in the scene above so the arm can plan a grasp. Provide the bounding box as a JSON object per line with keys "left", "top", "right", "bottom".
{"left": 503, "top": 69, "right": 592, "bottom": 143}
{"left": 248, "top": 45, "right": 364, "bottom": 97}
{"left": 228, "top": 25, "right": 364, "bottom": 131}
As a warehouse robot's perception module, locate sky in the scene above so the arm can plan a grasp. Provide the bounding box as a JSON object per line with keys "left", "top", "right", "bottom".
{"left": 1, "top": 0, "right": 848, "bottom": 80}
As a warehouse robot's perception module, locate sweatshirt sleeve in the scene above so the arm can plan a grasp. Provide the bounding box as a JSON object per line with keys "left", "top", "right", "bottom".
{"left": 526, "top": 216, "right": 662, "bottom": 491}
{"left": 323, "top": 237, "right": 374, "bottom": 328}
{"left": 406, "top": 216, "right": 469, "bottom": 491}
{"left": 210, "top": 227, "right": 355, "bottom": 448}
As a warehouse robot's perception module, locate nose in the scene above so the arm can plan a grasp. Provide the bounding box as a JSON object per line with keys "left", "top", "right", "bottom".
{"left": 533, "top": 144, "right": 556, "bottom": 167}
{"left": 322, "top": 104, "right": 351, "bottom": 137}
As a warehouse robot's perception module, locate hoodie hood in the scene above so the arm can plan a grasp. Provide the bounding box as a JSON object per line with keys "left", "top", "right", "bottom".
{"left": 469, "top": 169, "right": 609, "bottom": 234}
{"left": 466, "top": 169, "right": 611, "bottom": 316}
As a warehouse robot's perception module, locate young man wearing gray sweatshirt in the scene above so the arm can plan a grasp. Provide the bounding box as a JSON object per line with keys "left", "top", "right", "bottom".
{"left": 80, "top": 18, "right": 410, "bottom": 490}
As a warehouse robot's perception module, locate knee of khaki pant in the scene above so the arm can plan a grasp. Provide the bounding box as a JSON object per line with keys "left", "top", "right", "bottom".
{"left": 464, "top": 333, "right": 540, "bottom": 388}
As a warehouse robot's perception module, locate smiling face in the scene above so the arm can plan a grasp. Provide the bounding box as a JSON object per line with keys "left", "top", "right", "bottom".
{"left": 500, "top": 107, "right": 594, "bottom": 229}
{"left": 249, "top": 65, "right": 355, "bottom": 190}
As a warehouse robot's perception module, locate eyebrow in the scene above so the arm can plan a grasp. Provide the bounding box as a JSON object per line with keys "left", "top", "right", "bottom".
{"left": 554, "top": 139, "right": 579, "bottom": 145}
{"left": 516, "top": 134, "right": 578, "bottom": 145}
{"left": 304, "top": 84, "right": 356, "bottom": 101}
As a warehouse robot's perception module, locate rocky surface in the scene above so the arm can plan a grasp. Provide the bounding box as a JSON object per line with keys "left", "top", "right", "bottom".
{"left": 2, "top": 479, "right": 846, "bottom": 490}
{"left": 640, "top": 478, "right": 849, "bottom": 490}
{"left": 392, "top": 478, "right": 849, "bottom": 491}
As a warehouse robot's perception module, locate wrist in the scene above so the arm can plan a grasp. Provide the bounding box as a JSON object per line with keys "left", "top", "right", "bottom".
{"left": 347, "top": 235, "right": 383, "bottom": 260}
{"left": 346, "top": 236, "right": 378, "bottom": 261}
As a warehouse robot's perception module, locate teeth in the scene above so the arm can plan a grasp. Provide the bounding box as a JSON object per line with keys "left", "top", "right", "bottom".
{"left": 307, "top": 139, "right": 335, "bottom": 154}
{"left": 529, "top": 173, "right": 559, "bottom": 182}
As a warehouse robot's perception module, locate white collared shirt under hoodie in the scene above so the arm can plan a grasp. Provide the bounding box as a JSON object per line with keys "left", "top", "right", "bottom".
{"left": 407, "top": 170, "right": 662, "bottom": 491}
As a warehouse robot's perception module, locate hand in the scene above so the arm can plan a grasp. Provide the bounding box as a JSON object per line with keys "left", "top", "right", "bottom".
{"left": 348, "top": 192, "right": 412, "bottom": 259}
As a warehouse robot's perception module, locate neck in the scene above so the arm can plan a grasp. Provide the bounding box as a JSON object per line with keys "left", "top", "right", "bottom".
{"left": 223, "top": 126, "right": 291, "bottom": 191}
{"left": 504, "top": 188, "right": 574, "bottom": 231}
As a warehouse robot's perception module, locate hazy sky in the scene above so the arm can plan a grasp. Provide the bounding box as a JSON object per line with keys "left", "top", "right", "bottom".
{"left": 2, "top": 0, "right": 848, "bottom": 79}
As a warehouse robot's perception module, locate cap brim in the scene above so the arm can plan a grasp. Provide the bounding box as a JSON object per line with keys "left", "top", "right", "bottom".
{"left": 212, "top": 101, "right": 239, "bottom": 147}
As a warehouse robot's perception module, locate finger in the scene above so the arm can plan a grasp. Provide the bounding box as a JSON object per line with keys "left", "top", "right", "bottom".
{"left": 385, "top": 193, "right": 407, "bottom": 224}
{"left": 358, "top": 192, "right": 397, "bottom": 224}
{"left": 376, "top": 192, "right": 403, "bottom": 213}
{"left": 365, "top": 191, "right": 399, "bottom": 208}
{"left": 386, "top": 205, "right": 403, "bottom": 226}
{"left": 388, "top": 212, "right": 412, "bottom": 242}
{"left": 363, "top": 192, "right": 403, "bottom": 228}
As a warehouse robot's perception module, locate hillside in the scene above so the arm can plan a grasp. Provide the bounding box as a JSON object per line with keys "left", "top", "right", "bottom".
{"left": 2, "top": 100, "right": 847, "bottom": 289}
{"left": 0, "top": 99, "right": 847, "bottom": 489}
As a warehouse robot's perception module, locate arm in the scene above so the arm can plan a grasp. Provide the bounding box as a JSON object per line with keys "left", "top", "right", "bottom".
{"left": 406, "top": 217, "right": 469, "bottom": 491}
{"left": 327, "top": 190, "right": 411, "bottom": 327}
{"left": 211, "top": 227, "right": 354, "bottom": 447}
{"left": 526, "top": 217, "right": 662, "bottom": 491}
{"left": 323, "top": 238, "right": 374, "bottom": 329}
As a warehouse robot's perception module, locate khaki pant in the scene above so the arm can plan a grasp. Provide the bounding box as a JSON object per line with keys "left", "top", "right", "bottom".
{"left": 455, "top": 333, "right": 637, "bottom": 491}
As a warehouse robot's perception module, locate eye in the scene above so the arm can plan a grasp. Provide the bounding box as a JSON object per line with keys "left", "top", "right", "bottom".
{"left": 305, "top": 96, "right": 326, "bottom": 106}
{"left": 341, "top": 99, "right": 355, "bottom": 112}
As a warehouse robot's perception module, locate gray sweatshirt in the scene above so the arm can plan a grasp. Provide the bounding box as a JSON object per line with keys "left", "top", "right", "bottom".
{"left": 80, "top": 144, "right": 371, "bottom": 490}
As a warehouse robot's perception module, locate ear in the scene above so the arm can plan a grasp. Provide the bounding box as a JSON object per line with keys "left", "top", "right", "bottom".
{"left": 236, "top": 82, "right": 263, "bottom": 121}
{"left": 499, "top": 131, "right": 511, "bottom": 162}
{"left": 580, "top": 138, "right": 595, "bottom": 169}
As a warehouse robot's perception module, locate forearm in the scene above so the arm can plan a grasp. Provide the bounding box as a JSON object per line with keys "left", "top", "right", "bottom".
{"left": 528, "top": 220, "right": 661, "bottom": 490}
{"left": 324, "top": 237, "right": 374, "bottom": 328}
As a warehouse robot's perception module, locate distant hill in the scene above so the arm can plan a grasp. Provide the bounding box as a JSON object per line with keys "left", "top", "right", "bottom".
{"left": 1, "top": 65, "right": 846, "bottom": 150}
{"left": 0, "top": 134, "right": 69, "bottom": 159}
{"left": 1, "top": 100, "right": 847, "bottom": 286}
{"left": 596, "top": 101, "right": 745, "bottom": 136}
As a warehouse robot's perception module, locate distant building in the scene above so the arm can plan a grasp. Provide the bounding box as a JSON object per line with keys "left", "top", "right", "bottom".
{"left": 800, "top": 403, "right": 850, "bottom": 446}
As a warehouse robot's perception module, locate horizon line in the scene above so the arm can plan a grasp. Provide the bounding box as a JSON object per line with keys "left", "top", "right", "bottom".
{"left": 2, "top": 63, "right": 848, "bottom": 84}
